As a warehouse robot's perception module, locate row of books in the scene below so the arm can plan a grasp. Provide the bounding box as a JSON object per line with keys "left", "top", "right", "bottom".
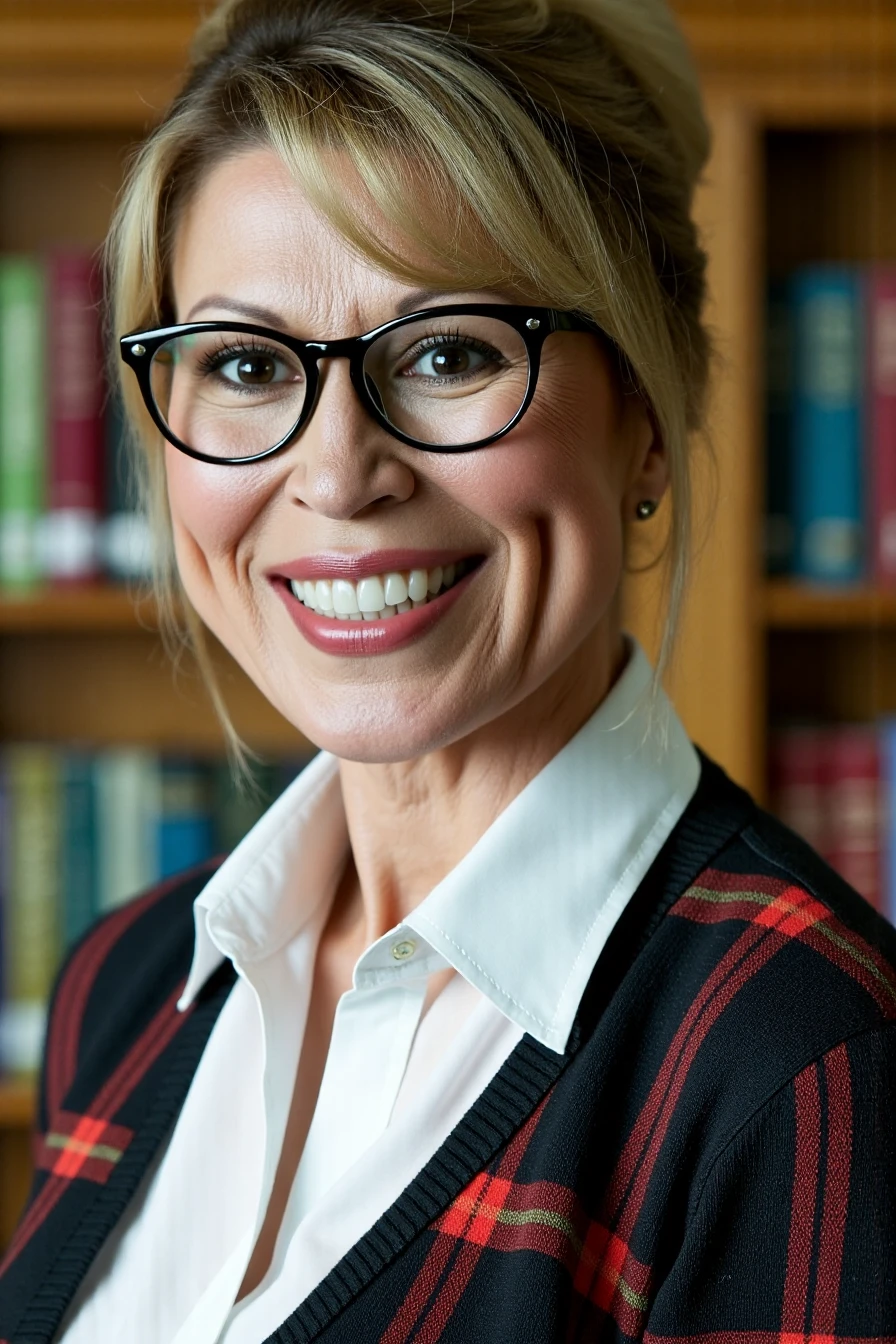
{"left": 769, "top": 722, "right": 896, "bottom": 924}
{"left": 0, "top": 251, "right": 152, "bottom": 593}
{"left": 0, "top": 744, "right": 312, "bottom": 1074}
{"left": 765, "top": 262, "right": 896, "bottom": 585}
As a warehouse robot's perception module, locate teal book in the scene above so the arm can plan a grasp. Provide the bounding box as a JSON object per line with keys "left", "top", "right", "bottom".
{"left": 790, "top": 265, "right": 865, "bottom": 583}
{"left": 0, "top": 258, "right": 46, "bottom": 590}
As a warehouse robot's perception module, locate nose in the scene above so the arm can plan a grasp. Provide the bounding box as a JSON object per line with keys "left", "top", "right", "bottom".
{"left": 283, "top": 356, "right": 416, "bottom": 520}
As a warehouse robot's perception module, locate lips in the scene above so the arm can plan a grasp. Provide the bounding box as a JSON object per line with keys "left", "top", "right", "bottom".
{"left": 272, "top": 554, "right": 484, "bottom": 656}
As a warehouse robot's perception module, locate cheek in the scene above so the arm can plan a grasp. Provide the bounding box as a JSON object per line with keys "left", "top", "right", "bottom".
{"left": 165, "top": 446, "right": 270, "bottom": 567}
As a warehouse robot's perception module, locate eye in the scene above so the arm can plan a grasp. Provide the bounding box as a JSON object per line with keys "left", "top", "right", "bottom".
{"left": 409, "top": 341, "right": 489, "bottom": 378}
{"left": 216, "top": 351, "right": 289, "bottom": 386}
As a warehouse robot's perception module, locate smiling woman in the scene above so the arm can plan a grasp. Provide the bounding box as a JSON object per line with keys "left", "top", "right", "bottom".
{"left": 2, "top": 2, "right": 895, "bottom": 1343}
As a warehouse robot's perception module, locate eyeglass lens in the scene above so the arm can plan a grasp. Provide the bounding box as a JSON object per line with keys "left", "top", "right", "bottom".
{"left": 148, "top": 314, "right": 531, "bottom": 457}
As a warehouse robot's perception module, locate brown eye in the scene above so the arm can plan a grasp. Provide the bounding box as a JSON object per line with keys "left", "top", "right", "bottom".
{"left": 430, "top": 346, "right": 471, "bottom": 375}
{"left": 236, "top": 355, "right": 277, "bottom": 384}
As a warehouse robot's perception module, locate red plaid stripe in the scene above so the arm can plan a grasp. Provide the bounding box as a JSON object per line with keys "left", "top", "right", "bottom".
{"left": 34, "top": 1110, "right": 134, "bottom": 1186}
{"left": 380, "top": 1093, "right": 552, "bottom": 1343}
{"left": 673, "top": 872, "right": 896, "bottom": 1017}
{"left": 1, "top": 982, "right": 189, "bottom": 1276}
{"left": 643, "top": 1334, "right": 896, "bottom": 1342}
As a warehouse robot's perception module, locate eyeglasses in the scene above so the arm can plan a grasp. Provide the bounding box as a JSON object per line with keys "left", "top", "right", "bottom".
{"left": 119, "top": 303, "right": 612, "bottom": 464}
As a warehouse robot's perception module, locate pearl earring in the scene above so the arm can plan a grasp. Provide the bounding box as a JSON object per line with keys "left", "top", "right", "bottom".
{"left": 635, "top": 499, "right": 658, "bottom": 520}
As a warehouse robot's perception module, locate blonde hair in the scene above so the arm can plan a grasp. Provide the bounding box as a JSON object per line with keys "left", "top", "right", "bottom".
{"left": 106, "top": 0, "right": 714, "bottom": 759}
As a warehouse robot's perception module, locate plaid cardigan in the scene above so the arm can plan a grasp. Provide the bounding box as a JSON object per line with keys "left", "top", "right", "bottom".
{"left": 1, "top": 751, "right": 894, "bottom": 1343}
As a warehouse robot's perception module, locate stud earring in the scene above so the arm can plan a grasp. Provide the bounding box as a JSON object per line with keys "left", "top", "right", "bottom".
{"left": 635, "top": 499, "right": 658, "bottom": 520}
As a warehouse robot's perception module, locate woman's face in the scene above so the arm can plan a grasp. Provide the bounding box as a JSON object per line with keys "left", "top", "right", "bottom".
{"left": 166, "top": 147, "right": 667, "bottom": 762}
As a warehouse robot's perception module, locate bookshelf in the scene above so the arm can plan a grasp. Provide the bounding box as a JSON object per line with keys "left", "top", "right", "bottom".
{"left": 0, "top": 0, "right": 892, "bottom": 1249}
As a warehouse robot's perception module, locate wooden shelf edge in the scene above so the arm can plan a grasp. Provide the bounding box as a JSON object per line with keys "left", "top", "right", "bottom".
{"left": 0, "top": 585, "right": 159, "bottom": 633}
{"left": 764, "top": 581, "right": 896, "bottom": 628}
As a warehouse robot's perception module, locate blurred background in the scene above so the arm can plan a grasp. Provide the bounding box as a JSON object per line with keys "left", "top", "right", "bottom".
{"left": 0, "top": 0, "right": 893, "bottom": 1242}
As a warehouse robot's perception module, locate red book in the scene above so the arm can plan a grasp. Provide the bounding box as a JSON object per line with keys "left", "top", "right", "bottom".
{"left": 769, "top": 725, "right": 828, "bottom": 857}
{"left": 41, "top": 251, "right": 104, "bottom": 581}
{"left": 868, "top": 266, "right": 896, "bottom": 586}
{"left": 824, "top": 725, "right": 884, "bottom": 914}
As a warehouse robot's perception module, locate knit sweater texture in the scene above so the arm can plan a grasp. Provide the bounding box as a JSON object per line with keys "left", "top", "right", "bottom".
{"left": 0, "top": 751, "right": 894, "bottom": 1343}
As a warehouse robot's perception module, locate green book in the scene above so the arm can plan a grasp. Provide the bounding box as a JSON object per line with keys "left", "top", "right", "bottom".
{"left": 0, "top": 745, "right": 62, "bottom": 1076}
{"left": 0, "top": 257, "right": 46, "bottom": 590}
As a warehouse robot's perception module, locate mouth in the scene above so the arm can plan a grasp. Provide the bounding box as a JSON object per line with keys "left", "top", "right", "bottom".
{"left": 285, "top": 557, "right": 481, "bottom": 621}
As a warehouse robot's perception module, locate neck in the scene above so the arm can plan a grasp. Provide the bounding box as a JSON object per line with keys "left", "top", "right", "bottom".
{"left": 327, "top": 623, "right": 630, "bottom": 953}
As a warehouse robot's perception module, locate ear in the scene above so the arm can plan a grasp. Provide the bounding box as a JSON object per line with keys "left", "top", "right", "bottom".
{"left": 621, "top": 399, "right": 668, "bottom": 519}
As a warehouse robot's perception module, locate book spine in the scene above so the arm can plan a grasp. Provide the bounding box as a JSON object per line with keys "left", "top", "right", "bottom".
{"left": 769, "top": 725, "right": 828, "bottom": 855}
{"left": 41, "top": 251, "right": 104, "bottom": 582}
{"left": 765, "top": 280, "right": 795, "bottom": 575}
{"left": 791, "top": 266, "right": 865, "bottom": 583}
{"left": 98, "top": 382, "right": 153, "bottom": 582}
{"left": 0, "top": 258, "right": 46, "bottom": 590}
{"left": 94, "top": 749, "right": 160, "bottom": 911}
{"left": 824, "top": 725, "right": 884, "bottom": 913}
{"left": 867, "top": 266, "right": 896, "bottom": 586}
{"left": 0, "top": 746, "right": 62, "bottom": 1075}
{"left": 157, "top": 757, "right": 215, "bottom": 880}
{"left": 60, "top": 749, "right": 98, "bottom": 949}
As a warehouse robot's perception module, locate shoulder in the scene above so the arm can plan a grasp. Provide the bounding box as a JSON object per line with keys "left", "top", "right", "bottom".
{"left": 649, "top": 755, "right": 896, "bottom": 1150}
{"left": 36, "top": 858, "right": 225, "bottom": 1133}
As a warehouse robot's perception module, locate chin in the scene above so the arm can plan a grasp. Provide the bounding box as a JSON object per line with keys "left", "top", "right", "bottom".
{"left": 282, "top": 687, "right": 478, "bottom": 765}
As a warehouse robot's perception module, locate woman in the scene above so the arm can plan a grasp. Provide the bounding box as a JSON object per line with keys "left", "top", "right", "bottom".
{"left": 2, "top": 0, "right": 894, "bottom": 1340}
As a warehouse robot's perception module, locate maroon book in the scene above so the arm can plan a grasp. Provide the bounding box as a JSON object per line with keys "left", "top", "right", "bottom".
{"left": 768, "top": 724, "right": 828, "bottom": 857}
{"left": 824, "top": 724, "right": 884, "bottom": 914}
{"left": 42, "top": 250, "right": 104, "bottom": 581}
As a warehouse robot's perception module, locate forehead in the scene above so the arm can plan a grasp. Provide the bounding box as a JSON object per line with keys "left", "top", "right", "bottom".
{"left": 170, "top": 146, "right": 475, "bottom": 332}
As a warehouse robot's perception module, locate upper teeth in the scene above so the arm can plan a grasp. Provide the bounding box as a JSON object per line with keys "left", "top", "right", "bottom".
{"left": 290, "top": 562, "right": 466, "bottom": 620}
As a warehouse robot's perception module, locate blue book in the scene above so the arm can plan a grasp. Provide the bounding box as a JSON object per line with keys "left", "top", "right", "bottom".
{"left": 765, "top": 279, "right": 795, "bottom": 575}
{"left": 791, "top": 266, "right": 865, "bottom": 583}
{"left": 157, "top": 758, "right": 215, "bottom": 880}
{"left": 880, "top": 720, "right": 896, "bottom": 931}
{"left": 60, "top": 751, "right": 99, "bottom": 949}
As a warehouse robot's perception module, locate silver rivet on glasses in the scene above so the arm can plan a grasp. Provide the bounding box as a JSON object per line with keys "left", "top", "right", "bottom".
{"left": 526, "top": 318, "right": 540, "bottom": 330}
{"left": 131, "top": 344, "right": 146, "bottom": 356}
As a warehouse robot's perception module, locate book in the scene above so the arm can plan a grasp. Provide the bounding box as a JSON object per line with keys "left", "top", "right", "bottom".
{"left": 824, "top": 725, "right": 883, "bottom": 914}
{"left": 38, "top": 251, "right": 105, "bottom": 583}
{"left": 791, "top": 266, "right": 865, "bottom": 583}
{"left": 0, "top": 746, "right": 62, "bottom": 1075}
{"left": 157, "top": 757, "right": 215, "bottom": 879}
{"left": 94, "top": 748, "right": 160, "bottom": 912}
{"left": 98, "top": 382, "right": 154, "bottom": 583}
{"left": 868, "top": 265, "right": 896, "bottom": 586}
{"left": 0, "top": 258, "right": 46, "bottom": 590}
{"left": 768, "top": 725, "right": 828, "bottom": 857}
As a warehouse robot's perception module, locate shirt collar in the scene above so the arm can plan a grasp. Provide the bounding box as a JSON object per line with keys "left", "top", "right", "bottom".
{"left": 178, "top": 637, "right": 699, "bottom": 1054}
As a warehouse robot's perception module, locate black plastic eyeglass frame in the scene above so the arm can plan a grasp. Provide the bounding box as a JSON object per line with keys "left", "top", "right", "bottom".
{"left": 119, "top": 302, "right": 612, "bottom": 464}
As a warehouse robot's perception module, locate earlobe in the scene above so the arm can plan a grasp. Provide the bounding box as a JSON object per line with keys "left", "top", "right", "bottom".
{"left": 625, "top": 401, "right": 669, "bottom": 516}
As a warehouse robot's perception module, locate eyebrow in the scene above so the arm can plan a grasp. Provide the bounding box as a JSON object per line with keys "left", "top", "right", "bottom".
{"left": 184, "top": 287, "right": 510, "bottom": 327}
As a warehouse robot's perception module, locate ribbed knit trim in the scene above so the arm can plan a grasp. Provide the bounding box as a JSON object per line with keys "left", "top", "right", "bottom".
{"left": 265, "top": 753, "right": 754, "bottom": 1343}
{"left": 14, "top": 966, "right": 236, "bottom": 1344}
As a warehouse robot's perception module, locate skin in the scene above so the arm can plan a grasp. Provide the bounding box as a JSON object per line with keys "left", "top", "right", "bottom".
{"left": 165, "top": 146, "right": 669, "bottom": 1296}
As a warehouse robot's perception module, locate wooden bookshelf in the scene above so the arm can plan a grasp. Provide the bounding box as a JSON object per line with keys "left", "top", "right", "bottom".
{"left": 0, "top": 0, "right": 892, "bottom": 1249}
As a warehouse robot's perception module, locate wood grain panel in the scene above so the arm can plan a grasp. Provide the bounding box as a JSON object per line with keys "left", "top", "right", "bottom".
{"left": 624, "top": 98, "right": 765, "bottom": 797}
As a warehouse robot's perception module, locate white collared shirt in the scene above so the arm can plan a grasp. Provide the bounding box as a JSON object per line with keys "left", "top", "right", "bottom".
{"left": 58, "top": 637, "right": 700, "bottom": 1344}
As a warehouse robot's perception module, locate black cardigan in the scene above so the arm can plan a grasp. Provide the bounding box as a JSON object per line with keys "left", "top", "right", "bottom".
{"left": 1, "top": 751, "right": 894, "bottom": 1343}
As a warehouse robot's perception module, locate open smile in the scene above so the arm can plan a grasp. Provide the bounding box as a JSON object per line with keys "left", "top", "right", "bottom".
{"left": 272, "top": 553, "right": 485, "bottom": 655}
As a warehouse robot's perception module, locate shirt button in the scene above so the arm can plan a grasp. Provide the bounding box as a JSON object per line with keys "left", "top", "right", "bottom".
{"left": 391, "top": 938, "right": 417, "bottom": 962}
